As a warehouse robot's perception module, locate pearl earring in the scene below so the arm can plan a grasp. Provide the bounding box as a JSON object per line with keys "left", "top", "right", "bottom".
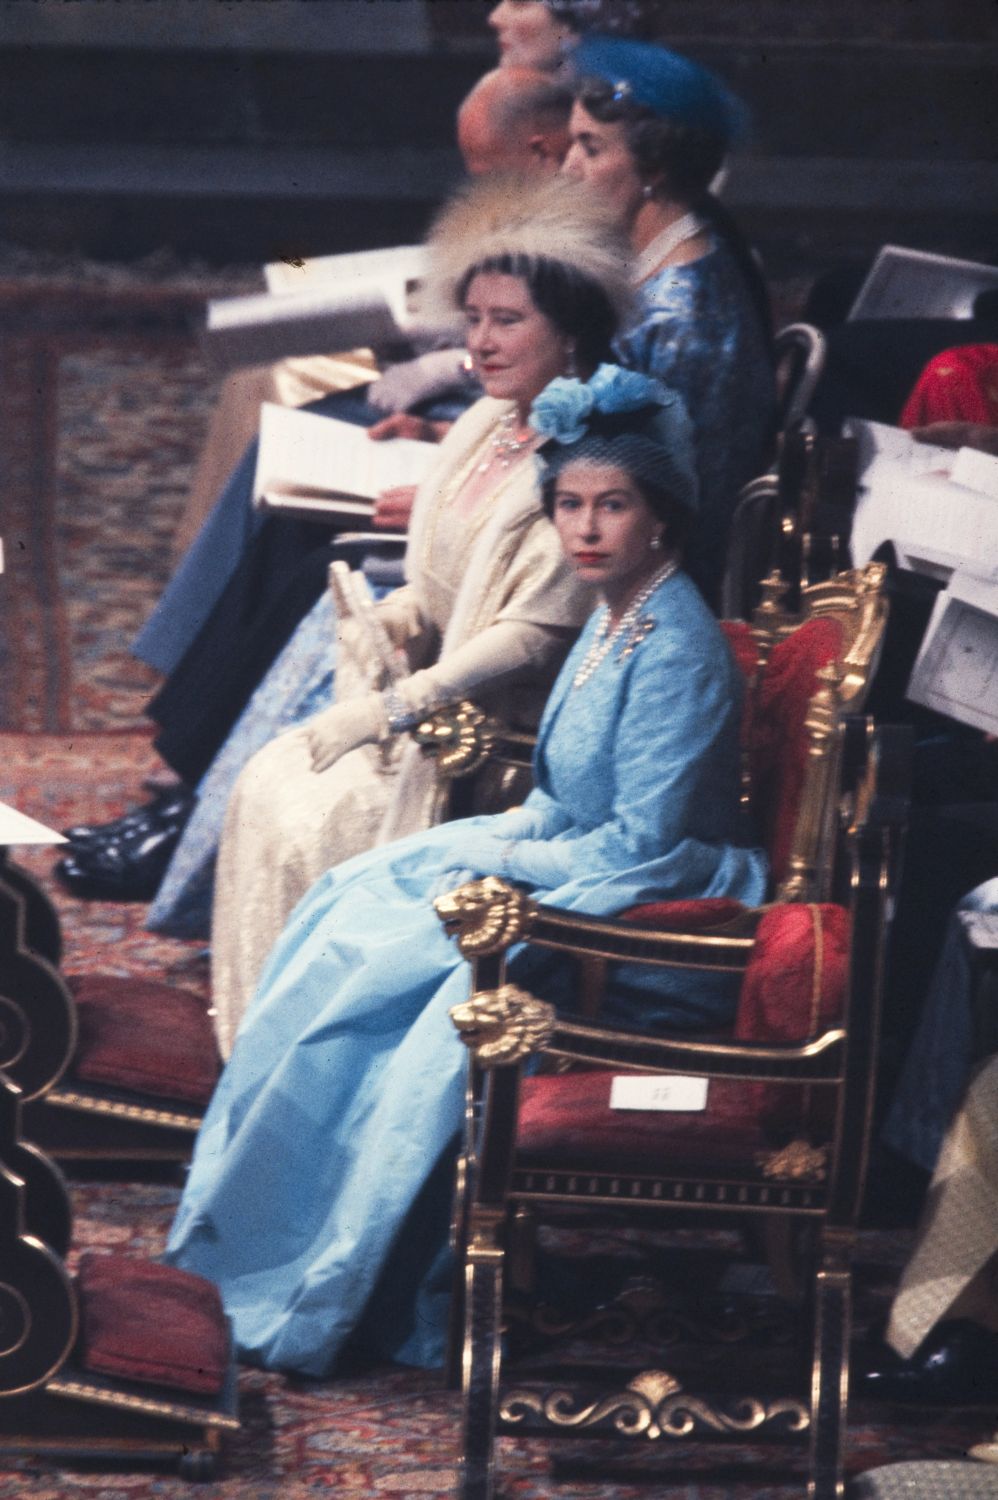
{"left": 642, "top": 183, "right": 654, "bottom": 200}
{"left": 650, "top": 533, "right": 663, "bottom": 551}
{"left": 565, "top": 344, "right": 578, "bottom": 379}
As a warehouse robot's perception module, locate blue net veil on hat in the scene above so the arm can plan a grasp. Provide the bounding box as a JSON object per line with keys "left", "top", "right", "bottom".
{"left": 571, "top": 34, "right": 747, "bottom": 143}
{"left": 530, "top": 364, "right": 699, "bottom": 515}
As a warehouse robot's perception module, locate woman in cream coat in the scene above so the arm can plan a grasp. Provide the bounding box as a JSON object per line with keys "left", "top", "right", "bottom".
{"left": 209, "top": 176, "right": 633, "bottom": 1054}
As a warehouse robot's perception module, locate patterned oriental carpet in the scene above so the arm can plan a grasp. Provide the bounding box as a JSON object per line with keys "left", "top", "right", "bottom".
{"left": 0, "top": 270, "right": 994, "bottom": 1497}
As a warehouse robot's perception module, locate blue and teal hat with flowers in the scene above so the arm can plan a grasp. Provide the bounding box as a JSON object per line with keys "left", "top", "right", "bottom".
{"left": 571, "top": 34, "right": 746, "bottom": 143}
{"left": 530, "top": 363, "right": 699, "bottom": 514}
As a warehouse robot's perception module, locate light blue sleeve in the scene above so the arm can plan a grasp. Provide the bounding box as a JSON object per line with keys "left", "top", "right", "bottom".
{"left": 501, "top": 641, "right": 739, "bottom": 892}
{"left": 489, "top": 787, "right": 571, "bottom": 841}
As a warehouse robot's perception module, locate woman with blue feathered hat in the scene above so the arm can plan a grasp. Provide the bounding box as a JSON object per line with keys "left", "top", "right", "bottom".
{"left": 165, "top": 358, "right": 768, "bottom": 1379}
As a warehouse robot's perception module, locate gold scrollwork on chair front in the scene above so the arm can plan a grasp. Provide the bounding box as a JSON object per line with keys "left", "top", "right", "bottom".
{"left": 413, "top": 699, "right": 499, "bottom": 778}
{"left": 450, "top": 986, "right": 555, "bottom": 1067}
{"left": 434, "top": 876, "right": 535, "bottom": 956}
{"left": 501, "top": 1369, "right": 809, "bottom": 1439}
{"left": 756, "top": 1138, "right": 829, "bottom": 1182}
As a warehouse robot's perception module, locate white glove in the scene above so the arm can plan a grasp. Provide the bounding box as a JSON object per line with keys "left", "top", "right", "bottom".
{"left": 306, "top": 694, "right": 386, "bottom": 773}
{"left": 366, "top": 349, "right": 470, "bottom": 415}
{"left": 439, "top": 829, "right": 515, "bottom": 878}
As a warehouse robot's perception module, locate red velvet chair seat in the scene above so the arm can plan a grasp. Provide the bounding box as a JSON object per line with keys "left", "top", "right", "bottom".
{"left": 518, "top": 1070, "right": 772, "bottom": 1172}
{"left": 77, "top": 1253, "right": 228, "bottom": 1396}
{"left": 68, "top": 976, "right": 221, "bottom": 1107}
{"left": 517, "top": 904, "right": 850, "bottom": 1171}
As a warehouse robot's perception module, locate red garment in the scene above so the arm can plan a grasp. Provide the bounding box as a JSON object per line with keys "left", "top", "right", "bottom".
{"left": 899, "top": 343, "right": 998, "bottom": 428}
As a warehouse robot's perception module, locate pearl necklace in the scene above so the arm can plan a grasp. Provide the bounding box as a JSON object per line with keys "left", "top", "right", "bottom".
{"left": 477, "top": 408, "right": 534, "bottom": 473}
{"left": 572, "top": 559, "right": 678, "bottom": 689}
{"left": 634, "top": 211, "right": 707, "bottom": 285}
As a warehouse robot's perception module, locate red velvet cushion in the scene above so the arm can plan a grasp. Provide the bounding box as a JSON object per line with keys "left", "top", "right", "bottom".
{"left": 734, "top": 902, "right": 850, "bottom": 1131}
{"left": 720, "top": 618, "right": 761, "bottom": 686}
{"left": 750, "top": 616, "right": 844, "bottom": 883}
{"left": 621, "top": 897, "right": 747, "bottom": 930}
{"left": 517, "top": 904, "right": 849, "bottom": 1169}
{"left": 68, "top": 976, "right": 220, "bottom": 1106}
{"left": 77, "top": 1253, "right": 228, "bottom": 1396}
{"left": 518, "top": 1070, "right": 769, "bottom": 1170}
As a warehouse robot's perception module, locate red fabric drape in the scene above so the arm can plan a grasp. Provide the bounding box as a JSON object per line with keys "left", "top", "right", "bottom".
{"left": 899, "top": 343, "right": 998, "bottom": 429}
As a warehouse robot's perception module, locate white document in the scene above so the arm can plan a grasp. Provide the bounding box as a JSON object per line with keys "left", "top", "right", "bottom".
{"left": 950, "top": 445, "right": 998, "bottom": 502}
{"left": 848, "top": 420, "right": 998, "bottom": 583}
{"left": 908, "top": 573, "right": 998, "bottom": 734}
{"left": 253, "top": 404, "right": 438, "bottom": 519}
{"left": 264, "top": 244, "right": 426, "bottom": 295}
{"left": 204, "top": 279, "right": 414, "bottom": 371}
{"left": 0, "top": 802, "right": 66, "bottom": 847}
{"left": 609, "top": 1075, "right": 709, "bottom": 1112}
{"left": 848, "top": 245, "right": 998, "bottom": 322}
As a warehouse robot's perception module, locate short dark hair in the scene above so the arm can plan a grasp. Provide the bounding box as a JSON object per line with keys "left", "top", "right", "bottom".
{"left": 541, "top": 460, "right": 692, "bottom": 553}
{"left": 575, "top": 77, "right": 726, "bottom": 202}
{"left": 457, "top": 252, "right": 617, "bottom": 370}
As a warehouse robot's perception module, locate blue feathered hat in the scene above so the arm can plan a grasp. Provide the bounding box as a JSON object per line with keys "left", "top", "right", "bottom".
{"left": 571, "top": 34, "right": 746, "bottom": 143}
{"left": 530, "top": 364, "right": 699, "bottom": 515}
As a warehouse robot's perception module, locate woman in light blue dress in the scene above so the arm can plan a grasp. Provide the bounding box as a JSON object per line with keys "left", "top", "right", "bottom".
{"left": 164, "top": 372, "right": 768, "bottom": 1376}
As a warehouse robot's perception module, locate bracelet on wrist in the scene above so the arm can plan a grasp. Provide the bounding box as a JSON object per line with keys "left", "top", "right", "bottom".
{"left": 382, "top": 684, "right": 420, "bottom": 736}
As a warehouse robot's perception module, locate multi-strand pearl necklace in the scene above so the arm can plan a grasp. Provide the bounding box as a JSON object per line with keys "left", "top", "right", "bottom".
{"left": 634, "top": 210, "right": 707, "bottom": 285}
{"left": 572, "top": 559, "right": 678, "bottom": 689}
{"left": 477, "top": 408, "right": 534, "bottom": 472}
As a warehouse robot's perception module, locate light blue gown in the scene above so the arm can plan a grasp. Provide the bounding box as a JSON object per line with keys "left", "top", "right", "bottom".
{"left": 147, "top": 244, "right": 774, "bottom": 938}
{"left": 165, "top": 570, "right": 768, "bottom": 1375}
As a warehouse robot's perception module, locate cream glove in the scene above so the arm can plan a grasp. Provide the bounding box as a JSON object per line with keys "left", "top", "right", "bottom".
{"left": 306, "top": 694, "right": 387, "bottom": 773}
{"left": 365, "top": 348, "right": 471, "bottom": 414}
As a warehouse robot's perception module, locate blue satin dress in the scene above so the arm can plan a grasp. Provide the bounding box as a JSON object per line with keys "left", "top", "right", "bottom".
{"left": 164, "top": 570, "right": 768, "bottom": 1375}
{"left": 616, "top": 240, "right": 774, "bottom": 602}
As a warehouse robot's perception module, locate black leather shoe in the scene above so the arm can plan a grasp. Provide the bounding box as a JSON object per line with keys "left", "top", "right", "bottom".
{"left": 856, "top": 1320, "right": 998, "bottom": 1405}
{"left": 54, "top": 819, "right": 185, "bottom": 901}
{"left": 62, "top": 787, "right": 192, "bottom": 848}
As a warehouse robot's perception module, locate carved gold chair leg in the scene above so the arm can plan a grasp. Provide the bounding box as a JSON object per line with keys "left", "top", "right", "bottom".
{"left": 460, "top": 1207, "right": 506, "bottom": 1500}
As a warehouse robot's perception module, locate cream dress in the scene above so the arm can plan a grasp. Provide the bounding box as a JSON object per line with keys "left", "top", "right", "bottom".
{"left": 209, "top": 396, "right": 594, "bottom": 1056}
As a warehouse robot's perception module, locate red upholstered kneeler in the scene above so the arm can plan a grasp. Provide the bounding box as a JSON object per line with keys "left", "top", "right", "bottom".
{"left": 77, "top": 1253, "right": 229, "bottom": 1396}
{"left": 69, "top": 976, "right": 221, "bottom": 1107}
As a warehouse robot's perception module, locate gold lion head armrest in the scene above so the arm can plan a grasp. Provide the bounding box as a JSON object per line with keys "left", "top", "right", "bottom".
{"left": 450, "top": 985, "right": 556, "bottom": 1068}
{"left": 434, "top": 876, "right": 536, "bottom": 956}
{"left": 413, "top": 700, "right": 499, "bottom": 778}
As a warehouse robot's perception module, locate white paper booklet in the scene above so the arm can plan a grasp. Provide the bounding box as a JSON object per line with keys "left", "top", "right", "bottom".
{"left": 848, "top": 246, "right": 998, "bottom": 322}
{"left": 848, "top": 419, "right": 998, "bottom": 583}
{"left": 0, "top": 802, "right": 66, "bottom": 847}
{"left": 253, "top": 403, "right": 438, "bottom": 522}
{"left": 264, "top": 245, "right": 426, "bottom": 296}
{"left": 908, "top": 572, "right": 998, "bottom": 735}
{"left": 205, "top": 280, "right": 411, "bottom": 371}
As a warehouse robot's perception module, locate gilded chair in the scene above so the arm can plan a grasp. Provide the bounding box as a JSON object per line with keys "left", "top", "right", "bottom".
{"left": 438, "top": 718, "right": 909, "bottom": 1500}
{"left": 0, "top": 895, "right": 237, "bottom": 1478}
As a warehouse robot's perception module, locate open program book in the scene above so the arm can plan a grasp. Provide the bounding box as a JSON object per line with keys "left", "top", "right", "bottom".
{"left": 205, "top": 246, "right": 431, "bottom": 369}
{"left": 253, "top": 404, "right": 439, "bottom": 524}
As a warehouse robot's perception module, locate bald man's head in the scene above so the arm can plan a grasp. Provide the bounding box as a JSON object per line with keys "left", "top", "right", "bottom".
{"left": 457, "top": 67, "right": 572, "bottom": 177}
